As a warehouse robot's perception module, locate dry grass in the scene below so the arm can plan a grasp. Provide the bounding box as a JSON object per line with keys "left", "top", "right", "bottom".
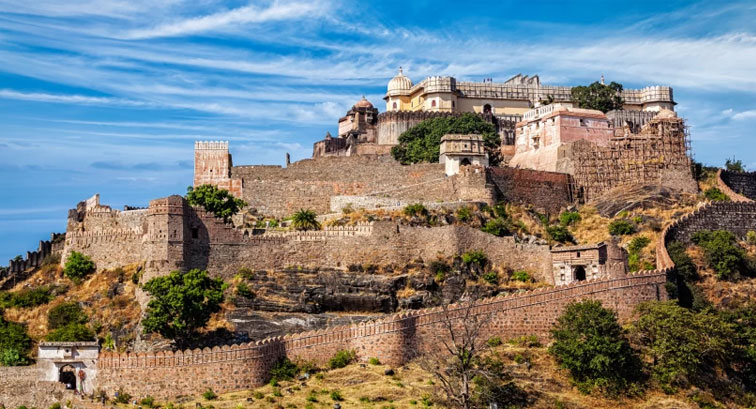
{"left": 139, "top": 343, "right": 701, "bottom": 409}
{"left": 3, "top": 263, "right": 142, "bottom": 351}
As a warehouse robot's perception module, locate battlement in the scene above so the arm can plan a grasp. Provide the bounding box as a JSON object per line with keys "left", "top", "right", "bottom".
{"left": 194, "top": 141, "right": 229, "bottom": 150}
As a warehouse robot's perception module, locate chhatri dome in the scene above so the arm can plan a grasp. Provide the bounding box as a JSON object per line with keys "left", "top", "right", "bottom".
{"left": 387, "top": 67, "right": 413, "bottom": 96}
{"left": 354, "top": 95, "right": 374, "bottom": 108}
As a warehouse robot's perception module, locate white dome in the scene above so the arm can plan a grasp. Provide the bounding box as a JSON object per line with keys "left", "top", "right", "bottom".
{"left": 387, "top": 67, "right": 413, "bottom": 96}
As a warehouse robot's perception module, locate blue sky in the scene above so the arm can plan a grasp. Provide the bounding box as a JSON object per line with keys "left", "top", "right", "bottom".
{"left": 1, "top": 0, "right": 755, "bottom": 262}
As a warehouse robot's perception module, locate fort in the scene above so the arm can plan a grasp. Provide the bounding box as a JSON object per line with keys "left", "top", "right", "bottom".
{"left": 1, "top": 70, "right": 753, "bottom": 406}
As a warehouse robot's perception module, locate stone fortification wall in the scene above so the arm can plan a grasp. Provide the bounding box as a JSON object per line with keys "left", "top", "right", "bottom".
{"left": 719, "top": 169, "right": 756, "bottom": 201}
{"left": 7, "top": 233, "right": 65, "bottom": 274}
{"left": 194, "top": 213, "right": 553, "bottom": 281}
{"left": 329, "top": 196, "right": 483, "bottom": 213}
{"left": 0, "top": 366, "right": 70, "bottom": 407}
{"left": 376, "top": 111, "right": 457, "bottom": 145}
{"left": 62, "top": 206, "right": 148, "bottom": 270}
{"left": 94, "top": 270, "right": 666, "bottom": 400}
{"left": 568, "top": 116, "right": 696, "bottom": 202}
{"left": 487, "top": 167, "right": 574, "bottom": 214}
{"left": 663, "top": 201, "right": 756, "bottom": 245}
{"left": 231, "top": 155, "right": 492, "bottom": 217}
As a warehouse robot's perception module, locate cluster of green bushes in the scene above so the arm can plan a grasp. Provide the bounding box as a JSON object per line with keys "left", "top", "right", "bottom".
{"left": 63, "top": 251, "right": 95, "bottom": 282}
{"left": 608, "top": 219, "right": 636, "bottom": 236}
{"left": 550, "top": 299, "right": 756, "bottom": 400}
{"left": 403, "top": 203, "right": 429, "bottom": 218}
{"left": 391, "top": 113, "right": 500, "bottom": 165}
{"left": 45, "top": 302, "right": 95, "bottom": 342}
{"left": 627, "top": 236, "right": 652, "bottom": 272}
{"left": 704, "top": 187, "right": 730, "bottom": 202}
{"left": 186, "top": 184, "right": 247, "bottom": 223}
{"left": 0, "top": 286, "right": 55, "bottom": 309}
{"left": 691, "top": 230, "right": 756, "bottom": 280}
{"left": 480, "top": 202, "right": 520, "bottom": 238}
{"left": 0, "top": 314, "right": 32, "bottom": 366}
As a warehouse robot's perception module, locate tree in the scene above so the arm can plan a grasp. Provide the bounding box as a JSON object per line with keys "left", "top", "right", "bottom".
{"left": 691, "top": 230, "right": 755, "bottom": 280}
{"left": 186, "top": 184, "right": 247, "bottom": 223}
{"left": 391, "top": 113, "right": 500, "bottom": 165}
{"left": 419, "top": 290, "right": 523, "bottom": 409}
{"left": 570, "top": 81, "right": 625, "bottom": 113}
{"left": 632, "top": 301, "right": 734, "bottom": 391}
{"left": 142, "top": 269, "right": 226, "bottom": 346}
{"left": 549, "top": 300, "right": 641, "bottom": 395}
{"left": 725, "top": 157, "right": 745, "bottom": 172}
{"left": 63, "top": 251, "right": 95, "bottom": 282}
{"left": 45, "top": 323, "right": 95, "bottom": 342}
{"left": 0, "top": 315, "right": 32, "bottom": 366}
{"left": 291, "top": 209, "right": 320, "bottom": 231}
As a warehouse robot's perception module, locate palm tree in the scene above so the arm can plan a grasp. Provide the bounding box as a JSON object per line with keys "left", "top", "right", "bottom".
{"left": 291, "top": 209, "right": 320, "bottom": 231}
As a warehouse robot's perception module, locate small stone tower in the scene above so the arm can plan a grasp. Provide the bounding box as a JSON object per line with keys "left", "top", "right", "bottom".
{"left": 193, "top": 141, "right": 242, "bottom": 198}
{"left": 439, "top": 134, "right": 489, "bottom": 176}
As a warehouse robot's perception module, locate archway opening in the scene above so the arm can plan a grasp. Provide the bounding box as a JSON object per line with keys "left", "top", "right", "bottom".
{"left": 574, "top": 266, "right": 586, "bottom": 281}
{"left": 483, "top": 104, "right": 492, "bottom": 114}
{"left": 59, "top": 365, "right": 76, "bottom": 390}
{"left": 460, "top": 158, "right": 471, "bottom": 166}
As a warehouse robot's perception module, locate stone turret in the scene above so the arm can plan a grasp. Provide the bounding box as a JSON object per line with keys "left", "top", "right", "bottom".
{"left": 193, "top": 141, "right": 243, "bottom": 198}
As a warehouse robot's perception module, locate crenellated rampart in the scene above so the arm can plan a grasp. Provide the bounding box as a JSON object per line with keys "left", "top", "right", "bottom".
{"left": 718, "top": 169, "right": 756, "bottom": 202}
{"left": 6, "top": 233, "right": 65, "bottom": 275}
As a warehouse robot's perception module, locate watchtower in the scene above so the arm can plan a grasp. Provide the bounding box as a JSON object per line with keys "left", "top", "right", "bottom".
{"left": 439, "top": 134, "right": 489, "bottom": 176}
{"left": 193, "top": 141, "right": 242, "bottom": 197}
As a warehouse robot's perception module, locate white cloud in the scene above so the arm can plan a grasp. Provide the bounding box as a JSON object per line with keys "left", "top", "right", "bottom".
{"left": 123, "top": 0, "right": 327, "bottom": 39}
{"left": 732, "top": 110, "right": 756, "bottom": 120}
{"left": 0, "top": 89, "right": 148, "bottom": 106}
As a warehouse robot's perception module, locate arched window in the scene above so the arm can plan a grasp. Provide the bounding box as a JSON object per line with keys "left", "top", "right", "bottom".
{"left": 460, "top": 158, "right": 471, "bottom": 166}
{"left": 392, "top": 102, "right": 397, "bottom": 110}
{"left": 431, "top": 100, "right": 437, "bottom": 107}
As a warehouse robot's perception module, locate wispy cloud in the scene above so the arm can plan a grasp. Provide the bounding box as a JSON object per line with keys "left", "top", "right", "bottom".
{"left": 0, "top": 89, "right": 148, "bottom": 106}
{"left": 122, "top": 0, "right": 327, "bottom": 39}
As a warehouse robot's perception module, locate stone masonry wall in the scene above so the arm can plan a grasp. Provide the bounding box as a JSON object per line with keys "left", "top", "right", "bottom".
{"left": 664, "top": 201, "right": 756, "bottom": 244}
{"left": 719, "top": 169, "right": 756, "bottom": 201}
{"left": 0, "top": 366, "right": 70, "bottom": 407}
{"left": 231, "top": 155, "right": 493, "bottom": 217}
{"left": 95, "top": 270, "right": 666, "bottom": 400}
{"left": 487, "top": 167, "right": 574, "bottom": 214}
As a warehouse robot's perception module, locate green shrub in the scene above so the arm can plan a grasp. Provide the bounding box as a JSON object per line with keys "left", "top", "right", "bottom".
{"left": 291, "top": 209, "right": 321, "bottom": 231}
{"left": 725, "top": 157, "right": 745, "bottom": 172}
{"left": 186, "top": 184, "right": 247, "bottom": 223}
{"left": 455, "top": 206, "right": 472, "bottom": 222}
{"left": 481, "top": 218, "right": 510, "bottom": 237}
{"left": 486, "top": 336, "right": 502, "bottom": 347}
{"left": 747, "top": 231, "right": 756, "bottom": 246}
{"left": 203, "top": 388, "right": 217, "bottom": 400}
{"left": 0, "top": 316, "right": 32, "bottom": 366}
{"left": 48, "top": 403, "right": 61, "bottom": 409}
{"left": 368, "top": 357, "right": 381, "bottom": 365}
{"left": 703, "top": 187, "right": 730, "bottom": 202}
{"left": 546, "top": 225, "right": 573, "bottom": 243}
{"left": 403, "top": 203, "right": 428, "bottom": 218}
{"left": 482, "top": 271, "right": 498, "bottom": 285}
{"left": 45, "top": 323, "right": 95, "bottom": 342}
{"left": 549, "top": 300, "right": 641, "bottom": 395}
{"left": 48, "top": 302, "right": 87, "bottom": 330}
{"left": 666, "top": 241, "right": 698, "bottom": 282}
{"left": 114, "top": 389, "right": 132, "bottom": 404}
{"left": 236, "top": 282, "right": 254, "bottom": 299}
{"left": 491, "top": 202, "right": 507, "bottom": 218}
{"left": 0, "top": 286, "right": 53, "bottom": 309}
{"left": 140, "top": 396, "right": 155, "bottom": 408}
{"left": 691, "top": 230, "right": 755, "bottom": 280}
{"left": 559, "top": 211, "right": 581, "bottom": 226}
{"left": 253, "top": 391, "right": 264, "bottom": 399}
{"left": 64, "top": 251, "right": 95, "bottom": 282}
{"left": 269, "top": 357, "right": 299, "bottom": 383}
{"left": 328, "top": 349, "right": 356, "bottom": 369}
{"left": 628, "top": 236, "right": 650, "bottom": 254}
{"left": 461, "top": 251, "right": 488, "bottom": 267}
{"left": 608, "top": 219, "right": 635, "bottom": 236}
{"left": 511, "top": 270, "right": 532, "bottom": 282}
{"left": 330, "top": 390, "right": 343, "bottom": 401}
{"left": 508, "top": 335, "right": 541, "bottom": 348}
{"left": 434, "top": 271, "right": 445, "bottom": 282}
{"left": 632, "top": 301, "right": 734, "bottom": 391}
